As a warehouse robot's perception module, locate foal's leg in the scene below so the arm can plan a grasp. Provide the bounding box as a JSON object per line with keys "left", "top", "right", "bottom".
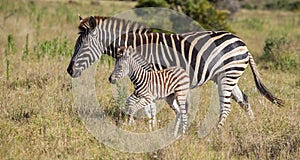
{"left": 125, "top": 94, "right": 139, "bottom": 125}
{"left": 127, "top": 96, "right": 152, "bottom": 125}
{"left": 145, "top": 102, "right": 157, "bottom": 131}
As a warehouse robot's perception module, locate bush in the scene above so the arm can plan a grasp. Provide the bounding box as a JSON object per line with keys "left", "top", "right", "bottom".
{"left": 241, "top": 3, "right": 258, "bottom": 10}
{"left": 136, "top": 0, "right": 232, "bottom": 31}
{"left": 261, "top": 34, "right": 299, "bottom": 71}
{"left": 209, "top": 0, "right": 241, "bottom": 16}
{"left": 136, "top": 0, "right": 168, "bottom": 8}
{"left": 264, "top": 0, "right": 300, "bottom": 11}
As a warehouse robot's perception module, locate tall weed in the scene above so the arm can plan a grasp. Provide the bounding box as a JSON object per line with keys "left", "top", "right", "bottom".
{"left": 22, "top": 33, "right": 29, "bottom": 60}
{"left": 107, "top": 83, "right": 127, "bottom": 125}
{"left": 34, "top": 36, "right": 72, "bottom": 59}
{"left": 4, "top": 34, "right": 16, "bottom": 81}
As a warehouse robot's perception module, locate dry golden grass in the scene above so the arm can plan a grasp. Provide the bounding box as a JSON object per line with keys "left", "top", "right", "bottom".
{"left": 0, "top": 0, "right": 299, "bottom": 159}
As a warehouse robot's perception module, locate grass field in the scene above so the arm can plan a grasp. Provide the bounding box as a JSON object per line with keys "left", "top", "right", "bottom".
{"left": 0, "top": 0, "right": 299, "bottom": 159}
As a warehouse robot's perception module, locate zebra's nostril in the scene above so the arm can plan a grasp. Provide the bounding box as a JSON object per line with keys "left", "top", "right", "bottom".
{"left": 109, "top": 76, "right": 116, "bottom": 84}
{"left": 109, "top": 75, "right": 113, "bottom": 83}
{"left": 67, "top": 62, "right": 74, "bottom": 76}
{"left": 67, "top": 68, "right": 73, "bottom": 75}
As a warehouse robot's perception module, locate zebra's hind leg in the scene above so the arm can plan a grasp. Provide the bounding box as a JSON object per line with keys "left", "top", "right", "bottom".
{"left": 217, "top": 79, "right": 236, "bottom": 129}
{"left": 165, "top": 94, "right": 181, "bottom": 137}
{"left": 175, "top": 92, "right": 189, "bottom": 135}
{"left": 231, "top": 85, "right": 254, "bottom": 119}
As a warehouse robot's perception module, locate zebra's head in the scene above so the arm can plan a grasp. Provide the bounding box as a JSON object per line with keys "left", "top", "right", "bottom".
{"left": 109, "top": 46, "right": 135, "bottom": 84}
{"left": 67, "top": 16, "right": 103, "bottom": 78}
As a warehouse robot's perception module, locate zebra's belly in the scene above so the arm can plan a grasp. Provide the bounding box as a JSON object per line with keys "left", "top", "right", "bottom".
{"left": 149, "top": 85, "right": 173, "bottom": 101}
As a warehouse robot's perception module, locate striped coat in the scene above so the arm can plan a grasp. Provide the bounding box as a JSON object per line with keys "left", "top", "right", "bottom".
{"left": 67, "top": 16, "right": 283, "bottom": 128}
{"left": 109, "top": 46, "right": 190, "bottom": 135}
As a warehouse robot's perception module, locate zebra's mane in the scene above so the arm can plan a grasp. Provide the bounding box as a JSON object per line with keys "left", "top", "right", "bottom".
{"left": 78, "top": 16, "right": 151, "bottom": 35}
{"left": 117, "top": 46, "right": 153, "bottom": 72}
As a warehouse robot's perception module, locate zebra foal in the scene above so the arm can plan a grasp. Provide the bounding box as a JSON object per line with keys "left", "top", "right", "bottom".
{"left": 109, "top": 46, "right": 190, "bottom": 136}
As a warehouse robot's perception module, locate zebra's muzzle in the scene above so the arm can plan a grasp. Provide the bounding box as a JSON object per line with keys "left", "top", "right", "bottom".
{"left": 67, "top": 61, "right": 82, "bottom": 78}
{"left": 109, "top": 75, "right": 116, "bottom": 84}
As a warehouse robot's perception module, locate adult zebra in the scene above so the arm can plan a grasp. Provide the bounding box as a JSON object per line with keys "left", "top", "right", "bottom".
{"left": 67, "top": 16, "right": 283, "bottom": 128}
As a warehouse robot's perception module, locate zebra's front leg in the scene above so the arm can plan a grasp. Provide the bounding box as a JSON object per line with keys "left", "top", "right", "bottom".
{"left": 176, "top": 94, "right": 189, "bottom": 135}
{"left": 127, "top": 95, "right": 152, "bottom": 126}
{"left": 145, "top": 102, "right": 157, "bottom": 131}
{"left": 128, "top": 114, "right": 135, "bottom": 125}
{"left": 124, "top": 93, "right": 140, "bottom": 125}
{"left": 231, "top": 85, "right": 254, "bottom": 119}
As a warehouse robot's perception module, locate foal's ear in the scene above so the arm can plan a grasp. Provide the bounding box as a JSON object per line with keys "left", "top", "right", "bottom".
{"left": 89, "top": 16, "right": 97, "bottom": 30}
{"left": 125, "top": 46, "right": 135, "bottom": 57}
{"left": 127, "top": 46, "right": 135, "bottom": 53}
{"left": 116, "top": 46, "right": 126, "bottom": 59}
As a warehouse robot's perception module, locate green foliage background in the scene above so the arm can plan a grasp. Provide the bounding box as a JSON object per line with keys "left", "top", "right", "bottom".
{"left": 136, "top": 0, "right": 232, "bottom": 31}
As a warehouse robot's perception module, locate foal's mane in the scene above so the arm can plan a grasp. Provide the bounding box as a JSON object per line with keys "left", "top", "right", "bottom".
{"left": 117, "top": 46, "right": 153, "bottom": 72}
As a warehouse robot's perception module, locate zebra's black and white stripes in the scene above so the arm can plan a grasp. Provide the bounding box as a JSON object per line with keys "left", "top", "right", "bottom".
{"left": 67, "top": 16, "right": 283, "bottom": 128}
{"left": 109, "top": 46, "right": 190, "bottom": 135}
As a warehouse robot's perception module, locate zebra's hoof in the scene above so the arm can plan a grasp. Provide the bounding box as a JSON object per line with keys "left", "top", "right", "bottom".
{"left": 217, "top": 122, "right": 223, "bottom": 129}
{"left": 248, "top": 111, "right": 255, "bottom": 120}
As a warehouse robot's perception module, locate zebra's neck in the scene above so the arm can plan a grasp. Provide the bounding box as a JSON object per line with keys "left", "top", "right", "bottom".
{"left": 128, "top": 58, "right": 149, "bottom": 91}
{"left": 95, "top": 17, "right": 150, "bottom": 58}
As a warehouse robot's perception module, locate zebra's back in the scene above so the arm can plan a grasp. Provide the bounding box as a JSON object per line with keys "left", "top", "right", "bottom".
{"left": 118, "top": 31, "right": 249, "bottom": 87}
{"left": 148, "top": 66, "right": 190, "bottom": 100}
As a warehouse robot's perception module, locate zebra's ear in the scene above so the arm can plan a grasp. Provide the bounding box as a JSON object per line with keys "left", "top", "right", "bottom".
{"left": 79, "top": 15, "right": 83, "bottom": 22}
{"left": 89, "top": 16, "right": 97, "bottom": 30}
{"left": 116, "top": 46, "right": 126, "bottom": 59}
{"left": 149, "top": 63, "right": 153, "bottom": 69}
{"left": 126, "top": 46, "right": 135, "bottom": 56}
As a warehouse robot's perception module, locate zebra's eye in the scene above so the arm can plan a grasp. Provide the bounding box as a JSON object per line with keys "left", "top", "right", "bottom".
{"left": 90, "top": 28, "right": 97, "bottom": 37}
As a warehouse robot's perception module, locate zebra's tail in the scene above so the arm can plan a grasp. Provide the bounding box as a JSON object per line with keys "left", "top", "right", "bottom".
{"left": 248, "top": 52, "right": 284, "bottom": 106}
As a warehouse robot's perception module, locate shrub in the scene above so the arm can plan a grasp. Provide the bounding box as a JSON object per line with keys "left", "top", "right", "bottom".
{"left": 209, "top": 0, "right": 241, "bottom": 16}
{"left": 261, "top": 34, "right": 299, "bottom": 71}
{"left": 136, "top": 0, "right": 232, "bottom": 31}
{"left": 241, "top": 3, "right": 258, "bottom": 10}
{"left": 136, "top": 0, "right": 168, "bottom": 8}
{"left": 264, "top": 0, "right": 300, "bottom": 11}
